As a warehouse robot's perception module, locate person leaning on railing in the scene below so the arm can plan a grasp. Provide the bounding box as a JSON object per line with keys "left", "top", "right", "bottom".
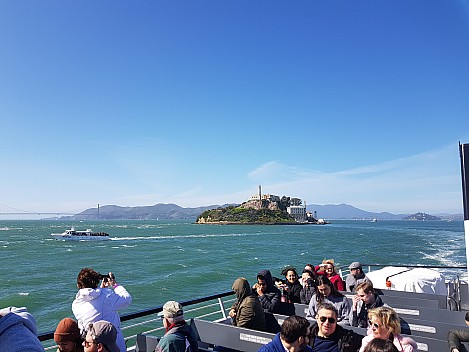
{"left": 447, "top": 311, "right": 469, "bottom": 352}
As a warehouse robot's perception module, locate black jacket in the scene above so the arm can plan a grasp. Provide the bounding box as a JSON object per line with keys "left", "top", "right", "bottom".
{"left": 284, "top": 280, "right": 302, "bottom": 304}
{"left": 253, "top": 270, "right": 282, "bottom": 313}
{"left": 351, "top": 294, "right": 386, "bottom": 328}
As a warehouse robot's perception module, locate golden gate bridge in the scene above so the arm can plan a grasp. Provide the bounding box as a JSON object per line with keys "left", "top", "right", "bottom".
{"left": 0, "top": 203, "right": 100, "bottom": 217}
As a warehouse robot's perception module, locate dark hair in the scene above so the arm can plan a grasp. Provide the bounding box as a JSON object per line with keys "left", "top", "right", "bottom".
{"left": 362, "top": 338, "right": 399, "bottom": 352}
{"left": 302, "top": 269, "right": 315, "bottom": 277}
{"left": 280, "top": 315, "right": 310, "bottom": 344}
{"left": 281, "top": 266, "right": 298, "bottom": 278}
{"left": 356, "top": 281, "right": 374, "bottom": 294}
{"left": 316, "top": 275, "right": 344, "bottom": 302}
{"left": 316, "top": 302, "right": 338, "bottom": 317}
{"left": 77, "top": 268, "right": 101, "bottom": 289}
{"left": 465, "top": 311, "right": 469, "bottom": 322}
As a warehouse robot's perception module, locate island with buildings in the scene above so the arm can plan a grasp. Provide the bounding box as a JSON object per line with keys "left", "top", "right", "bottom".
{"left": 196, "top": 186, "right": 326, "bottom": 225}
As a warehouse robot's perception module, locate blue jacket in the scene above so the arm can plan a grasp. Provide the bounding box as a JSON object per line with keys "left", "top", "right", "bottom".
{"left": 258, "top": 333, "right": 313, "bottom": 352}
{"left": 0, "top": 307, "right": 44, "bottom": 352}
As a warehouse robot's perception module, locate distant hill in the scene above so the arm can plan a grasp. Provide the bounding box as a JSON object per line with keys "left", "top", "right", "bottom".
{"left": 57, "top": 202, "right": 462, "bottom": 221}
{"left": 306, "top": 203, "right": 403, "bottom": 220}
{"left": 60, "top": 203, "right": 225, "bottom": 220}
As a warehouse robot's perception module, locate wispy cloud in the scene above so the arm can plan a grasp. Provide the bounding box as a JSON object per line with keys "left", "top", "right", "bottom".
{"left": 244, "top": 144, "right": 462, "bottom": 214}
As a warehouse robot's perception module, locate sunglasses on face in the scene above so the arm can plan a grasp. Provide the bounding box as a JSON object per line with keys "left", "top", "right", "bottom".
{"left": 319, "top": 316, "right": 336, "bottom": 324}
{"left": 368, "top": 320, "right": 380, "bottom": 329}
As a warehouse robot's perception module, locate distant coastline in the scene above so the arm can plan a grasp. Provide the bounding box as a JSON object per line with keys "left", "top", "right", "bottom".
{"left": 43, "top": 203, "right": 463, "bottom": 222}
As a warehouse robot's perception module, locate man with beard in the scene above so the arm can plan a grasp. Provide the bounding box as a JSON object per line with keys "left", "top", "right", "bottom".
{"left": 258, "top": 315, "right": 312, "bottom": 352}
{"left": 345, "top": 262, "right": 370, "bottom": 292}
{"left": 309, "top": 303, "right": 363, "bottom": 352}
{"left": 54, "top": 318, "right": 83, "bottom": 352}
{"left": 229, "top": 277, "right": 266, "bottom": 332}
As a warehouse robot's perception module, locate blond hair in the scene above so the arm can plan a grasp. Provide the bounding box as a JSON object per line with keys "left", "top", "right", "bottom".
{"left": 368, "top": 307, "right": 401, "bottom": 335}
{"left": 322, "top": 259, "right": 338, "bottom": 273}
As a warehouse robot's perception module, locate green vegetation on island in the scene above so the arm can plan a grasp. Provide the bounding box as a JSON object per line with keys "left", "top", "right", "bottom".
{"left": 402, "top": 212, "right": 441, "bottom": 221}
{"left": 196, "top": 205, "right": 297, "bottom": 224}
{"left": 196, "top": 191, "right": 319, "bottom": 225}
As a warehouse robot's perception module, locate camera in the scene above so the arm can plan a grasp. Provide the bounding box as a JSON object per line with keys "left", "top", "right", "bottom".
{"left": 99, "top": 274, "right": 111, "bottom": 282}
{"left": 98, "top": 273, "right": 115, "bottom": 282}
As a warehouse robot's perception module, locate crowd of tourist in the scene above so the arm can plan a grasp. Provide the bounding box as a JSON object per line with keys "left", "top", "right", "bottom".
{"left": 2, "top": 260, "right": 469, "bottom": 352}
{"left": 229, "top": 260, "right": 420, "bottom": 351}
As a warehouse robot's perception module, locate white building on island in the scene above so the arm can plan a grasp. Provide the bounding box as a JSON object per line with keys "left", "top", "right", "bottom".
{"left": 287, "top": 204, "right": 306, "bottom": 222}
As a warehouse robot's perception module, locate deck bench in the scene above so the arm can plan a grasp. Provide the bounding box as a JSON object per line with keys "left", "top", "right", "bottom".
{"left": 191, "top": 318, "right": 276, "bottom": 352}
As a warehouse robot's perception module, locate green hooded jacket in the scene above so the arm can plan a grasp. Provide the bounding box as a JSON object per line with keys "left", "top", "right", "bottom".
{"left": 231, "top": 277, "right": 266, "bottom": 332}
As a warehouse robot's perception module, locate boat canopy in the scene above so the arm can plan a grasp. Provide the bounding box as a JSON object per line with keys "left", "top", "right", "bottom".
{"left": 366, "top": 266, "right": 447, "bottom": 295}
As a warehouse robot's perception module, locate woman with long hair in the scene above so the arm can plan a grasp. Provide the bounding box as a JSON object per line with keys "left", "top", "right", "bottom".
{"left": 306, "top": 275, "right": 350, "bottom": 325}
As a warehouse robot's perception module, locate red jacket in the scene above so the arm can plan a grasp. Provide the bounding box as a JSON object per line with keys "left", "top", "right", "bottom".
{"left": 328, "top": 273, "right": 345, "bottom": 291}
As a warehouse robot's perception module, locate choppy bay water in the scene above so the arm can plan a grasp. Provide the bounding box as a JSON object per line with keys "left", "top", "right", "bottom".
{"left": 0, "top": 219, "right": 466, "bottom": 333}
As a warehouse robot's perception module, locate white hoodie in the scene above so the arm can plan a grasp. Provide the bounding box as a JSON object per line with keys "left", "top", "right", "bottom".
{"left": 72, "top": 286, "right": 132, "bottom": 352}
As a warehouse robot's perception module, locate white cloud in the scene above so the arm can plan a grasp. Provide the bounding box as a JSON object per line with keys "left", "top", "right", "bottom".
{"left": 244, "top": 144, "right": 462, "bottom": 214}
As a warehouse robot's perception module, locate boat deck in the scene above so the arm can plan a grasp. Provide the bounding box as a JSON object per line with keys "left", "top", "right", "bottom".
{"left": 38, "top": 280, "right": 469, "bottom": 352}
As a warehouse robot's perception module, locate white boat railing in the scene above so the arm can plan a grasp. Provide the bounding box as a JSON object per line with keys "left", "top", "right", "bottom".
{"left": 39, "top": 291, "right": 237, "bottom": 351}
{"left": 339, "top": 263, "right": 467, "bottom": 310}
{"left": 39, "top": 264, "right": 467, "bottom": 350}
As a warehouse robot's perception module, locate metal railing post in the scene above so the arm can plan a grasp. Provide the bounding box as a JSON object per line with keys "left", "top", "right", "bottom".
{"left": 218, "top": 297, "right": 227, "bottom": 319}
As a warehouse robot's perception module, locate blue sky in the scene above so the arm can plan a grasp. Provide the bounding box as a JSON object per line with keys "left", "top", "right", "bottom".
{"left": 1, "top": 1, "right": 469, "bottom": 218}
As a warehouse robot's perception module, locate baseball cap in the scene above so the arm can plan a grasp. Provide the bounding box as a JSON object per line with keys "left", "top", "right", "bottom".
{"left": 348, "top": 262, "right": 362, "bottom": 269}
{"left": 88, "top": 320, "right": 119, "bottom": 352}
{"left": 159, "top": 300, "right": 184, "bottom": 319}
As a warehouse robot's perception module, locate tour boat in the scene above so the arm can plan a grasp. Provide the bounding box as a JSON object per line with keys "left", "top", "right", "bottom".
{"left": 50, "top": 227, "right": 110, "bottom": 241}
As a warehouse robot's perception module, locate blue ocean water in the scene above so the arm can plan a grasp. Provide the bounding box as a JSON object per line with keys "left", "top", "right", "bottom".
{"left": 0, "top": 219, "right": 466, "bottom": 333}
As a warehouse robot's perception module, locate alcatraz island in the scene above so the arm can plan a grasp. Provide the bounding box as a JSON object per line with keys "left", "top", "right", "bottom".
{"left": 196, "top": 186, "right": 326, "bottom": 225}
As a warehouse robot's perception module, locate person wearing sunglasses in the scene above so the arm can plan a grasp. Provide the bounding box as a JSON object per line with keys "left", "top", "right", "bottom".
{"left": 82, "top": 321, "right": 119, "bottom": 352}
{"left": 359, "top": 307, "right": 417, "bottom": 352}
{"left": 308, "top": 303, "right": 363, "bottom": 352}
{"left": 258, "top": 315, "right": 312, "bottom": 352}
{"left": 320, "top": 259, "right": 345, "bottom": 292}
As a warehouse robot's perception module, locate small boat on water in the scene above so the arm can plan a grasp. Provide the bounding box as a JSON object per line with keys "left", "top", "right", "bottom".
{"left": 51, "top": 227, "right": 110, "bottom": 241}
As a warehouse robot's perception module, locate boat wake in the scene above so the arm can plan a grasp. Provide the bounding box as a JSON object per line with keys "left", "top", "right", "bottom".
{"left": 109, "top": 233, "right": 254, "bottom": 241}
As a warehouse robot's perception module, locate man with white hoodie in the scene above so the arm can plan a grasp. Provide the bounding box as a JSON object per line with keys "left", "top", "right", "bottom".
{"left": 72, "top": 268, "right": 132, "bottom": 352}
{"left": 0, "top": 306, "right": 44, "bottom": 351}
